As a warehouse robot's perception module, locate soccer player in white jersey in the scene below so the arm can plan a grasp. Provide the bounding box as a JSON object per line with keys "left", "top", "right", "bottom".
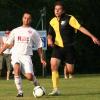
{"left": 0, "top": 12, "right": 46, "bottom": 97}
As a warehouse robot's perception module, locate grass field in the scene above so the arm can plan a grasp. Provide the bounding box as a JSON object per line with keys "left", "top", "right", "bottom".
{"left": 0, "top": 74, "right": 100, "bottom": 100}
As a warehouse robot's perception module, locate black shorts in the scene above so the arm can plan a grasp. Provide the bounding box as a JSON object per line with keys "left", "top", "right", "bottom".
{"left": 51, "top": 45, "right": 76, "bottom": 64}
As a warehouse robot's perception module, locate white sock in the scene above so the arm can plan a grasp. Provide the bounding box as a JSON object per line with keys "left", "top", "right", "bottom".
{"left": 14, "top": 76, "right": 23, "bottom": 94}
{"left": 33, "top": 76, "right": 39, "bottom": 86}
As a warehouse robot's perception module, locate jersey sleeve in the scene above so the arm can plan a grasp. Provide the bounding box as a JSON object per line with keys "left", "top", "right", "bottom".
{"left": 48, "top": 24, "right": 55, "bottom": 36}
{"left": 69, "top": 16, "right": 81, "bottom": 30}
{"left": 48, "top": 24, "right": 55, "bottom": 42}
{"left": 32, "top": 30, "right": 42, "bottom": 49}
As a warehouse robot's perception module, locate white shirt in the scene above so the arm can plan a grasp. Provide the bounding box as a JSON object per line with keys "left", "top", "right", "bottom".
{"left": 6, "top": 26, "right": 42, "bottom": 55}
{"left": 2, "top": 36, "right": 11, "bottom": 54}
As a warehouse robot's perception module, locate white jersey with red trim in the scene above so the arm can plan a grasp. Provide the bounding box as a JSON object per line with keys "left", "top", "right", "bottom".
{"left": 6, "top": 26, "right": 42, "bottom": 55}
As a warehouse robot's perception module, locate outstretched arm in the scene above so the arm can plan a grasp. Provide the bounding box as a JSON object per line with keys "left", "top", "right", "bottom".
{"left": 37, "top": 48, "right": 46, "bottom": 66}
{"left": 79, "top": 26, "right": 100, "bottom": 45}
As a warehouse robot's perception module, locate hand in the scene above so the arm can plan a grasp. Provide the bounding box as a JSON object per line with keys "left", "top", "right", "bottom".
{"left": 91, "top": 36, "right": 100, "bottom": 46}
{"left": 47, "top": 39, "right": 54, "bottom": 47}
{"left": 40, "top": 58, "right": 47, "bottom": 67}
{"left": 0, "top": 48, "right": 3, "bottom": 55}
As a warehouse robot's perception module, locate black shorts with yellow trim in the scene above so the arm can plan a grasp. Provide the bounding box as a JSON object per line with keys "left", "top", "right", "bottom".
{"left": 51, "top": 45, "right": 76, "bottom": 64}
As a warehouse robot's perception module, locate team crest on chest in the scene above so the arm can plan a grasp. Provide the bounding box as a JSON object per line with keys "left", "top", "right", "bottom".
{"left": 28, "top": 30, "right": 32, "bottom": 34}
{"left": 61, "top": 20, "right": 66, "bottom": 26}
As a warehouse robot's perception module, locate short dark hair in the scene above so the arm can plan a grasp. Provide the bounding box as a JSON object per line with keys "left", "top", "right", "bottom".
{"left": 22, "top": 10, "right": 33, "bottom": 18}
{"left": 54, "top": 0, "right": 65, "bottom": 10}
{"left": 23, "top": 11, "right": 32, "bottom": 16}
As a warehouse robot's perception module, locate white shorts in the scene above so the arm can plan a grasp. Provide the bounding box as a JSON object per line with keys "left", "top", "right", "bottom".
{"left": 11, "top": 54, "right": 34, "bottom": 75}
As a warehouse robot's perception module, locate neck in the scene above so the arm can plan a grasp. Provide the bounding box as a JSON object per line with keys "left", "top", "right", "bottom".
{"left": 22, "top": 25, "right": 30, "bottom": 27}
{"left": 56, "top": 16, "right": 60, "bottom": 21}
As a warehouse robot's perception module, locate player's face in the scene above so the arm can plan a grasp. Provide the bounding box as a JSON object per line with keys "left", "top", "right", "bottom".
{"left": 54, "top": 5, "right": 64, "bottom": 18}
{"left": 22, "top": 13, "right": 32, "bottom": 27}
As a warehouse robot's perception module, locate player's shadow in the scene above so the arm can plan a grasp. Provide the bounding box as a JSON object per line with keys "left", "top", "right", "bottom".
{"left": 44, "top": 91, "right": 100, "bottom": 99}
{"left": 61, "top": 91, "right": 100, "bottom": 96}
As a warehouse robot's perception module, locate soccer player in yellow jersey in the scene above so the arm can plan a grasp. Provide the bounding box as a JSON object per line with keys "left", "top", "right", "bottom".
{"left": 47, "top": 1, "right": 100, "bottom": 96}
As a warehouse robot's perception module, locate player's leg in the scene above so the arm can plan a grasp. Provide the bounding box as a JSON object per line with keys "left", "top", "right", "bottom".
{"left": 0, "top": 55, "right": 3, "bottom": 76}
{"left": 65, "top": 46, "right": 75, "bottom": 79}
{"left": 21, "top": 55, "right": 39, "bottom": 86}
{"left": 48, "top": 57, "right": 61, "bottom": 96}
{"left": 64, "top": 64, "right": 69, "bottom": 79}
{"left": 24, "top": 73, "right": 39, "bottom": 86}
{"left": 7, "top": 70, "right": 10, "bottom": 80}
{"left": 11, "top": 55, "right": 23, "bottom": 97}
{"left": 6, "top": 54, "right": 11, "bottom": 80}
{"left": 13, "top": 63, "right": 23, "bottom": 97}
{"left": 65, "top": 63, "right": 74, "bottom": 78}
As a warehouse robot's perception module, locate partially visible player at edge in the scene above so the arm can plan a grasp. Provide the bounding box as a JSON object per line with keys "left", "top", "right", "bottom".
{"left": 0, "top": 12, "right": 46, "bottom": 97}
{"left": 47, "top": 1, "right": 100, "bottom": 96}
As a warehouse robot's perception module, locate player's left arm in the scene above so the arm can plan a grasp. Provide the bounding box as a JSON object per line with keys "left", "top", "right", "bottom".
{"left": 32, "top": 30, "right": 46, "bottom": 66}
{"left": 79, "top": 26, "right": 100, "bottom": 45}
{"left": 69, "top": 15, "right": 100, "bottom": 46}
{"left": 37, "top": 48, "right": 46, "bottom": 66}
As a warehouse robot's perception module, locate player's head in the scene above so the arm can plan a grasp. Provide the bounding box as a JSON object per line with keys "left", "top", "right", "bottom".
{"left": 22, "top": 12, "right": 32, "bottom": 27}
{"left": 54, "top": 1, "right": 65, "bottom": 18}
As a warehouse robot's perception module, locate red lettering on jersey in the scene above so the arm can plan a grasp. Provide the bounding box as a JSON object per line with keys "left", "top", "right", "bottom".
{"left": 17, "top": 36, "right": 29, "bottom": 42}
{"left": 18, "top": 36, "right": 21, "bottom": 41}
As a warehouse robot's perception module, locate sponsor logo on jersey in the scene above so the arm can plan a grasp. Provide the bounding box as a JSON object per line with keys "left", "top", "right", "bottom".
{"left": 17, "top": 36, "right": 29, "bottom": 43}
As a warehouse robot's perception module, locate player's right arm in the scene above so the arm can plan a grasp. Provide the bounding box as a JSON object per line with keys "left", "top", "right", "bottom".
{"left": 47, "top": 34, "right": 54, "bottom": 47}
{"left": 47, "top": 24, "right": 55, "bottom": 47}
{"left": 0, "top": 43, "right": 10, "bottom": 54}
{"left": 0, "top": 36, "right": 3, "bottom": 48}
{"left": 0, "top": 29, "right": 15, "bottom": 54}
{"left": 0, "top": 36, "right": 9, "bottom": 54}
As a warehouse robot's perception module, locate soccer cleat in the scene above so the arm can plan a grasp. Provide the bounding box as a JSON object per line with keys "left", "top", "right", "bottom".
{"left": 64, "top": 75, "right": 68, "bottom": 79}
{"left": 16, "top": 93, "right": 23, "bottom": 97}
{"left": 7, "top": 78, "right": 9, "bottom": 80}
{"left": 69, "top": 74, "right": 73, "bottom": 79}
{"left": 48, "top": 89, "right": 60, "bottom": 96}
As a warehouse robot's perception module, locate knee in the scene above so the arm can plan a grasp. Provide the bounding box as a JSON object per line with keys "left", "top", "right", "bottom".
{"left": 51, "top": 63, "right": 58, "bottom": 71}
{"left": 67, "top": 64, "right": 74, "bottom": 73}
{"left": 13, "top": 64, "right": 20, "bottom": 76}
{"left": 50, "top": 58, "right": 60, "bottom": 71}
{"left": 27, "top": 77, "right": 32, "bottom": 81}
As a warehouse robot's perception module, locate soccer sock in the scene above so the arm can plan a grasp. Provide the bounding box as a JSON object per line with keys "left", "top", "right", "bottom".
{"left": 52, "top": 71, "right": 59, "bottom": 90}
{"left": 14, "top": 76, "right": 23, "bottom": 94}
{"left": 33, "top": 76, "right": 39, "bottom": 86}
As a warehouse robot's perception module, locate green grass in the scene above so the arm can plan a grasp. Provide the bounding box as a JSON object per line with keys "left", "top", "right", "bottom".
{"left": 0, "top": 74, "right": 100, "bottom": 100}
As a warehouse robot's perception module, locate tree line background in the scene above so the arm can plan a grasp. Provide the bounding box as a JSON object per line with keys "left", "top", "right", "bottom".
{"left": 0, "top": 0, "right": 100, "bottom": 76}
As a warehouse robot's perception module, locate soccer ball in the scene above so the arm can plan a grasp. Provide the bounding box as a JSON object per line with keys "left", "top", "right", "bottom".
{"left": 33, "top": 86, "right": 45, "bottom": 98}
